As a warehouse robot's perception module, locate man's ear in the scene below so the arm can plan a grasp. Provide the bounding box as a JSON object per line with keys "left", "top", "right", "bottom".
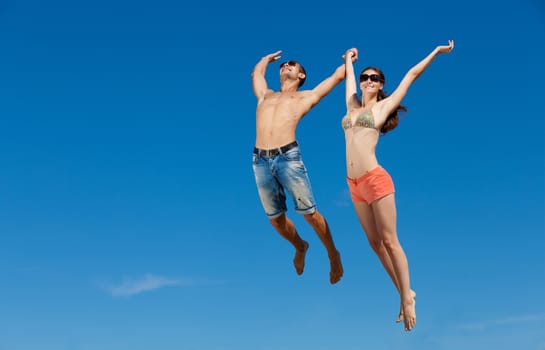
{"left": 298, "top": 72, "right": 306, "bottom": 80}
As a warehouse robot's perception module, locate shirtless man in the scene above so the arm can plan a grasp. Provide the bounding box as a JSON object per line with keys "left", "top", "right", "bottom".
{"left": 251, "top": 50, "right": 352, "bottom": 284}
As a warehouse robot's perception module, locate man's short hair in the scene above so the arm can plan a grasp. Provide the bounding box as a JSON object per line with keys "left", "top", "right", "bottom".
{"left": 297, "top": 62, "right": 306, "bottom": 88}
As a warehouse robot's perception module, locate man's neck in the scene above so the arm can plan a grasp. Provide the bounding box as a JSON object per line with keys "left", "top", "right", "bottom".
{"left": 280, "top": 80, "right": 299, "bottom": 93}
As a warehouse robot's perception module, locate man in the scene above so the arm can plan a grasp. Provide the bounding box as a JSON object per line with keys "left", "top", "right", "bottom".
{"left": 251, "top": 50, "right": 352, "bottom": 284}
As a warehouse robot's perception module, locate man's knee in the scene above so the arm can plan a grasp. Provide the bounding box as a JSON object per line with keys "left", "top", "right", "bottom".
{"left": 303, "top": 210, "right": 322, "bottom": 225}
{"left": 269, "top": 214, "right": 286, "bottom": 229}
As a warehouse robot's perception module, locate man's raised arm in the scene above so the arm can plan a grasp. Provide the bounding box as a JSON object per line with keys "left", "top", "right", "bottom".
{"left": 307, "top": 61, "right": 347, "bottom": 107}
{"left": 252, "top": 50, "right": 282, "bottom": 102}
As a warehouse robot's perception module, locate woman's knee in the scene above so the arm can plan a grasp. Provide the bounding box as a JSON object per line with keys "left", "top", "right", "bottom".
{"left": 367, "top": 238, "right": 383, "bottom": 252}
{"left": 381, "top": 234, "right": 401, "bottom": 253}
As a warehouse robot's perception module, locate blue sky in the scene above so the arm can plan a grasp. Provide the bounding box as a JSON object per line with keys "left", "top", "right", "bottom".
{"left": 0, "top": 0, "right": 544, "bottom": 349}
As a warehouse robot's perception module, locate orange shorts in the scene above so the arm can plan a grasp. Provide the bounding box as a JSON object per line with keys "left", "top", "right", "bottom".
{"left": 346, "top": 166, "right": 395, "bottom": 204}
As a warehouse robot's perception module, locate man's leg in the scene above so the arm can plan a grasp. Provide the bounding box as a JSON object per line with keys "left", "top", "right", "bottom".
{"left": 275, "top": 146, "right": 343, "bottom": 284}
{"left": 304, "top": 210, "right": 343, "bottom": 284}
{"left": 269, "top": 213, "right": 309, "bottom": 275}
{"left": 253, "top": 152, "right": 310, "bottom": 275}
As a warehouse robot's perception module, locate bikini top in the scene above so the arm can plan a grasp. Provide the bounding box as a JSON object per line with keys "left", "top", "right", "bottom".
{"left": 342, "top": 109, "right": 376, "bottom": 130}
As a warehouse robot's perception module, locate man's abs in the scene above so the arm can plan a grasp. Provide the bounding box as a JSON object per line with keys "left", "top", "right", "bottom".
{"left": 255, "top": 100, "right": 304, "bottom": 149}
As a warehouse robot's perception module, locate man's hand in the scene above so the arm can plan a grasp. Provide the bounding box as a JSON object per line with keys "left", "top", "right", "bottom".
{"left": 264, "top": 50, "right": 282, "bottom": 63}
{"left": 343, "top": 48, "right": 358, "bottom": 62}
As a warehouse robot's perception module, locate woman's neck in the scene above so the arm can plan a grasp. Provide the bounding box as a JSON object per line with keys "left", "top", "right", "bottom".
{"left": 361, "top": 96, "right": 377, "bottom": 109}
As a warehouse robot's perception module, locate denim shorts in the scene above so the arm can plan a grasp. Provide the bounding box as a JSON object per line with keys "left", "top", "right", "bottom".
{"left": 252, "top": 145, "right": 317, "bottom": 219}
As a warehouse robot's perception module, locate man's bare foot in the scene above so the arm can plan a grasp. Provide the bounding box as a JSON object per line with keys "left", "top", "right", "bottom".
{"left": 401, "top": 296, "right": 416, "bottom": 331}
{"left": 329, "top": 250, "right": 344, "bottom": 284}
{"left": 293, "top": 241, "right": 309, "bottom": 275}
{"left": 396, "top": 290, "right": 416, "bottom": 323}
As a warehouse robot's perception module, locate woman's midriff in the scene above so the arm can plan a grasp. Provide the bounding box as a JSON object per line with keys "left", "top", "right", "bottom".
{"left": 345, "top": 129, "right": 379, "bottom": 179}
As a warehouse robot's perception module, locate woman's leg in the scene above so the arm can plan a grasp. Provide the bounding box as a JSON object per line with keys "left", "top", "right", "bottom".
{"left": 353, "top": 201, "right": 400, "bottom": 291}
{"left": 371, "top": 193, "right": 416, "bottom": 331}
{"left": 353, "top": 201, "right": 413, "bottom": 322}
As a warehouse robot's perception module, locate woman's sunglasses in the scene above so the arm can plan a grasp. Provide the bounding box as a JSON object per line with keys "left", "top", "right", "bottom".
{"left": 359, "top": 73, "right": 383, "bottom": 82}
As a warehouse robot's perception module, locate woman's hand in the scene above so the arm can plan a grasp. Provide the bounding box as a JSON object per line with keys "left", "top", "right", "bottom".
{"left": 437, "top": 40, "right": 454, "bottom": 54}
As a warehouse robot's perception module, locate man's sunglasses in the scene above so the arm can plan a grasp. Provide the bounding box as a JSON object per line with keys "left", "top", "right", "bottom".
{"left": 360, "top": 73, "right": 383, "bottom": 82}
{"left": 279, "top": 61, "right": 298, "bottom": 69}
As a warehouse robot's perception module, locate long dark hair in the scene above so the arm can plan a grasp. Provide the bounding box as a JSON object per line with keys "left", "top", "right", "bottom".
{"left": 360, "top": 66, "right": 407, "bottom": 134}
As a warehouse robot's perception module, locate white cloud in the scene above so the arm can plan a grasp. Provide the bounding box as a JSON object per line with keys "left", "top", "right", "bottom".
{"left": 455, "top": 313, "right": 545, "bottom": 331}
{"left": 103, "top": 273, "right": 194, "bottom": 297}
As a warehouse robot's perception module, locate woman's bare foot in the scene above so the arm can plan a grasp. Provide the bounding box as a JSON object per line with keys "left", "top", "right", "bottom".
{"left": 293, "top": 241, "right": 309, "bottom": 275}
{"left": 401, "top": 295, "right": 416, "bottom": 331}
{"left": 396, "top": 311, "right": 403, "bottom": 323}
{"left": 396, "top": 290, "right": 416, "bottom": 323}
{"left": 329, "top": 250, "right": 344, "bottom": 284}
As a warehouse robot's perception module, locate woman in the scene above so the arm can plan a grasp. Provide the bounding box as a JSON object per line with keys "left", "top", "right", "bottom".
{"left": 342, "top": 41, "right": 454, "bottom": 331}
